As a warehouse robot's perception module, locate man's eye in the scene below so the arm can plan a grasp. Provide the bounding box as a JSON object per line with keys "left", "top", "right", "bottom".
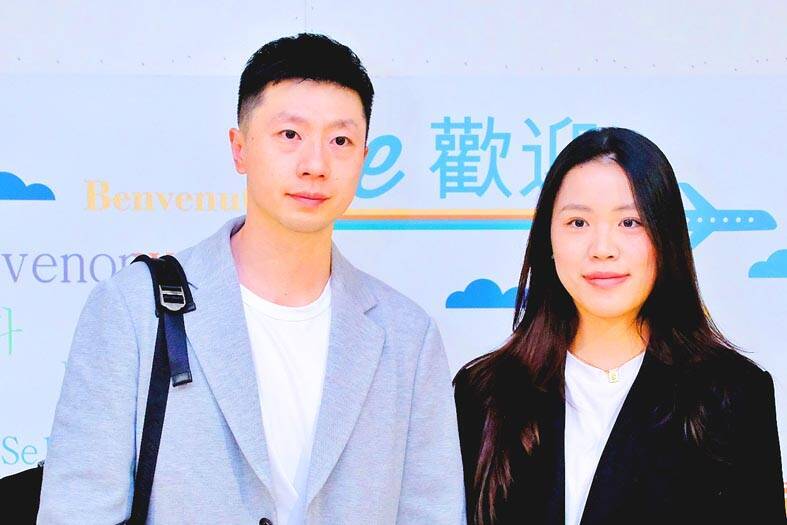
{"left": 335, "top": 136, "right": 349, "bottom": 146}
{"left": 282, "top": 130, "right": 298, "bottom": 139}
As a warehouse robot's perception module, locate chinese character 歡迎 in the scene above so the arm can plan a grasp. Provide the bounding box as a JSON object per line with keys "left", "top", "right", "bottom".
{"left": 430, "top": 116, "right": 512, "bottom": 198}
{"left": 520, "top": 117, "right": 596, "bottom": 196}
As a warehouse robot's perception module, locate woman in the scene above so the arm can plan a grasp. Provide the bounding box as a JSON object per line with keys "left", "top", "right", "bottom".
{"left": 454, "top": 127, "right": 784, "bottom": 525}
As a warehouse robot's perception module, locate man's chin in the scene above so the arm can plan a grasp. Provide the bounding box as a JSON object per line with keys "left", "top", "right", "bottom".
{"left": 280, "top": 217, "right": 336, "bottom": 235}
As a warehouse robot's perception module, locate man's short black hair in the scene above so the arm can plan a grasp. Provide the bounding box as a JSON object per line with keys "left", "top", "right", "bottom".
{"left": 237, "top": 33, "right": 374, "bottom": 135}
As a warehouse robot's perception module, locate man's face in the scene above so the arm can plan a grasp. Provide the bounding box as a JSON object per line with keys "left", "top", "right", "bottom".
{"left": 230, "top": 79, "right": 367, "bottom": 235}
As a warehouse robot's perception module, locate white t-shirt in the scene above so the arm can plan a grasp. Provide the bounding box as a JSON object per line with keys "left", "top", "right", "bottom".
{"left": 240, "top": 281, "right": 332, "bottom": 525}
{"left": 564, "top": 351, "right": 645, "bottom": 525}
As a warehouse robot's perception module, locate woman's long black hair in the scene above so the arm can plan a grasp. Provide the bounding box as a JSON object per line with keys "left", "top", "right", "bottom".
{"left": 462, "top": 127, "right": 742, "bottom": 524}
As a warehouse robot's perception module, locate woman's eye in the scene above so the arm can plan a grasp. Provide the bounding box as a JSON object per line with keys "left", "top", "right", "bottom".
{"left": 621, "top": 218, "right": 641, "bottom": 228}
{"left": 335, "top": 136, "right": 349, "bottom": 146}
{"left": 569, "top": 219, "right": 586, "bottom": 228}
{"left": 282, "top": 130, "right": 298, "bottom": 140}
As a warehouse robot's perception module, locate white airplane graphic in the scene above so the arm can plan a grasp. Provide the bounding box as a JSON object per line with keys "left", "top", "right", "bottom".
{"left": 680, "top": 183, "right": 777, "bottom": 248}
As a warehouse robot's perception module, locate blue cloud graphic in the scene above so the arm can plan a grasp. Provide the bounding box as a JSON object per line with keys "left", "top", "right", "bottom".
{"left": 0, "top": 171, "right": 55, "bottom": 200}
{"left": 446, "top": 279, "right": 517, "bottom": 308}
{"left": 749, "top": 249, "right": 787, "bottom": 278}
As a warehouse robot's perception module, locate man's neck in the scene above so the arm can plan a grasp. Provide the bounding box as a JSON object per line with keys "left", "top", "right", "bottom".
{"left": 230, "top": 214, "right": 333, "bottom": 307}
{"left": 570, "top": 312, "right": 648, "bottom": 371}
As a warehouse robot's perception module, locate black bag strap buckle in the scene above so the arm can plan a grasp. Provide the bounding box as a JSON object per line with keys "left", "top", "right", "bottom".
{"left": 132, "top": 254, "right": 195, "bottom": 317}
{"left": 158, "top": 284, "right": 186, "bottom": 312}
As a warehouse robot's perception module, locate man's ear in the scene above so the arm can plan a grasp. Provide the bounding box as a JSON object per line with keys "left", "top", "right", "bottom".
{"left": 229, "top": 127, "right": 246, "bottom": 174}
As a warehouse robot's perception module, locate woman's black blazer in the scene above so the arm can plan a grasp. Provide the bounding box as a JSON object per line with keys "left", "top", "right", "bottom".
{"left": 454, "top": 351, "right": 785, "bottom": 524}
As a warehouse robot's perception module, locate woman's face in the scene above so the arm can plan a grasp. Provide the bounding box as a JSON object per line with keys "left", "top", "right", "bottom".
{"left": 550, "top": 157, "right": 657, "bottom": 323}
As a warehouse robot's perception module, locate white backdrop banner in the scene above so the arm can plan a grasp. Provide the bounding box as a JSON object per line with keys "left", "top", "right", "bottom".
{"left": 1, "top": 35, "right": 785, "bottom": 492}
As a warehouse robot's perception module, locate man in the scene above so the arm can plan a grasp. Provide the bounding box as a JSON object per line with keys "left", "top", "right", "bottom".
{"left": 38, "top": 34, "right": 465, "bottom": 524}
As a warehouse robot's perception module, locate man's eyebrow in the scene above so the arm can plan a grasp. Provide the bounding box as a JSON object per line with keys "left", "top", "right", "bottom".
{"left": 269, "top": 112, "right": 360, "bottom": 131}
{"left": 328, "top": 118, "right": 360, "bottom": 131}
{"left": 270, "top": 111, "right": 308, "bottom": 124}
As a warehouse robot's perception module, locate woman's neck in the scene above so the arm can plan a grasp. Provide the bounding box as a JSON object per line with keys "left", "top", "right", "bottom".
{"left": 570, "top": 313, "right": 648, "bottom": 371}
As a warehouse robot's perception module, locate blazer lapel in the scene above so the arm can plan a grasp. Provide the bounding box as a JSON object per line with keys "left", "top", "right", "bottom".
{"left": 579, "top": 352, "right": 669, "bottom": 525}
{"left": 181, "top": 217, "right": 273, "bottom": 493}
{"left": 542, "top": 391, "right": 566, "bottom": 525}
{"left": 305, "top": 245, "right": 385, "bottom": 504}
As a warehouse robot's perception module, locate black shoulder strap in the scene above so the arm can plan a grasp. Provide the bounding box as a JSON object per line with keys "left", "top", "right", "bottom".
{"left": 127, "top": 254, "right": 195, "bottom": 525}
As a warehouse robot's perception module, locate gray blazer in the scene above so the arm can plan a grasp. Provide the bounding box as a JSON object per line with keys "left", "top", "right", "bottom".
{"left": 38, "top": 216, "right": 465, "bottom": 524}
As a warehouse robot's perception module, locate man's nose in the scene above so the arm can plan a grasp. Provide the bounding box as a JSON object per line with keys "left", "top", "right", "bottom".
{"left": 298, "top": 140, "right": 330, "bottom": 178}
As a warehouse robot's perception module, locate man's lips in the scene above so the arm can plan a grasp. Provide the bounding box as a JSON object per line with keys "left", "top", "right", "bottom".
{"left": 287, "top": 192, "right": 329, "bottom": 207}
{"left": 583, "top": 272, "right": 630, "bottom": 288}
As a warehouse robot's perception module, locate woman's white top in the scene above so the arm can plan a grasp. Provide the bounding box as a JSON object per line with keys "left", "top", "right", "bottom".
{"left": 241, "top": 280, "right": 332, "bottom": 525}
{"left": 564, "top": 351, "right": 645, "bottom": 525}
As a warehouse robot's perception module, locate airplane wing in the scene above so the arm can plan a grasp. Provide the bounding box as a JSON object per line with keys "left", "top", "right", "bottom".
{"left": 679, "top": 183, "right": 716, "bottom": 211}
{"left": 689, "top": 225, "right": 713, "bottom": 248}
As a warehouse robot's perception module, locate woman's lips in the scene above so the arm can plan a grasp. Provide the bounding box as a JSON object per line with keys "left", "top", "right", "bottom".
{"left": 583, "top": 272, "right": 629, "bottom": 288}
